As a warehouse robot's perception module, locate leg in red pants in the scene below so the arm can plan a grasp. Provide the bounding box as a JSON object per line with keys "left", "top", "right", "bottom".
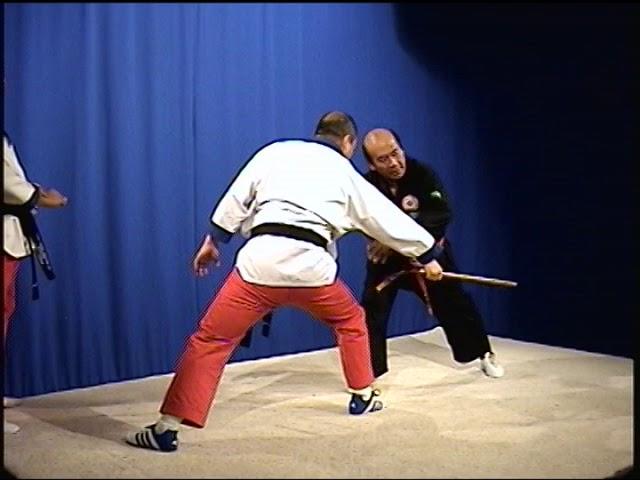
{"left": 160, "top": 269, "right": 284, "bottom": 428}
{"left": 3, "top": 256, "right": 20, "bottom": 345}
{"left": 4, "top": 255, "right": 23, "bottom": 433}
{"left": 288, "top": 280, "right": 374, "bottom": 391}
{"left": 159, "top": 269, "right": 375, "bottom": 429}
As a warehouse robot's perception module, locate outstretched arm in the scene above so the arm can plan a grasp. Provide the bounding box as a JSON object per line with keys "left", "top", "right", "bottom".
{"left": 194, "top": 153, "right": 263, "bottom": 275}
{"left": 345, "top": 167, "right": 444, "bottom": 278}
{"left": 4, "top": 139, "right": 68, "bottom": 210}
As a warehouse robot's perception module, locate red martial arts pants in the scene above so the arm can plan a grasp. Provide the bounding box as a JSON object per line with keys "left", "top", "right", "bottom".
{"left": 160, "top": 269, "right": 374, "bottom": 428}
{"left": 3, "top": 256, "right": 20, "bottom": 344}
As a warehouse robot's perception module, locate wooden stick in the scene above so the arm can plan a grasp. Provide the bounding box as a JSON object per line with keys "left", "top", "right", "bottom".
{"left": 375, "top": 269, "right": 517, "bottom": 292}
{"left": 375, "top": 270, "right": 407, "bottom": 292}
{"left": 441, "top": 271, "right": 518, "bottom": 288}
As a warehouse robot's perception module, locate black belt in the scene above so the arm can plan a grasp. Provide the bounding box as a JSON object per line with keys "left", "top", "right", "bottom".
{"left": 3, "top": 203, "right": 56, "bottom": 300}
{"left": 250, "top": 223, "right": 328, "bottom": 249}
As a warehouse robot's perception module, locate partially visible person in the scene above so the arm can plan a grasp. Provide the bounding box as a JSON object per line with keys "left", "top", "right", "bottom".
{"left": 125, "top": 112, "right": 445, "bottom": 452}
{"left": 360, "top": 128, "right": 504, "bottom": 382}
{"left": 3, "top": 132, "right": 68, "bottom": 433}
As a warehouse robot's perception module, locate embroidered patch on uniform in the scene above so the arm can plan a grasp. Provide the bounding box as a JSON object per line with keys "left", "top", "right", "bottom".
{"left": 430, "top": 190, "right": 442, "bottom": 199}
{"left": 401, "top": 195, "right": 419, "bottom": 212}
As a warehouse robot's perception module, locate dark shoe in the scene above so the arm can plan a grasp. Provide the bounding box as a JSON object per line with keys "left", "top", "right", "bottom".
{"left": 349, "top": 389, "right": 383, "bottom": 415}
{"left": 125, "top": 424, "right": 179, "bottom": 452}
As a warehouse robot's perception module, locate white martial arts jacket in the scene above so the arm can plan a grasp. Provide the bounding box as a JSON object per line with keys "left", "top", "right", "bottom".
{"left": 3, "top": 135, "right": 38, "bottom": 259}
{"left": 210, "top": 139, "right": 439, "bottom": 287}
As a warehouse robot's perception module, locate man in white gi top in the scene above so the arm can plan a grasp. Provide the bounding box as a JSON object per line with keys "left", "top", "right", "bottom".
{"left": 3, "top": 132, "right": 68, "bottom": 434}
{"left": 126, "top": 112, "right": 445, "bottom": 452}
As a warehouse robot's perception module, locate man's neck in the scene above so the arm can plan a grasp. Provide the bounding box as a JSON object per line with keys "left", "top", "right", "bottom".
{"left": 314, "top": 135, "right": 341, "bottom": 151}
{"left": 380, "top": 177, "right": 399, "bottom": 196}
{"left": 313, "top": 135, "right": 350, "bottom": 158}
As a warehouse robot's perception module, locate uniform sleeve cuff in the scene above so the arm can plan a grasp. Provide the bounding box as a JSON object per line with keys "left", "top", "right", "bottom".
{"left": 416, "top": 242, "right": 444, "bottom": 265}
{"left": 27, "top": 187, "right": 40, "bottom": 208}
{"left": 210, "top": 223, "right": 233, "bottom": 244}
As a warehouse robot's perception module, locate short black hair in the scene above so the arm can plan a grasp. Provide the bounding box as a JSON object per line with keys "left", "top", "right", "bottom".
{"left": 362, "top": 128, "right": 404, "bottom": 164}
{"left": 314, "top": 111, "right": 358, "bottom": 139}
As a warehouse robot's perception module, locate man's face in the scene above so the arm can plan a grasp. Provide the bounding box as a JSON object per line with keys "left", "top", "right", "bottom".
{"left": 366, "top": 136, "right": 406, "bottom": 181}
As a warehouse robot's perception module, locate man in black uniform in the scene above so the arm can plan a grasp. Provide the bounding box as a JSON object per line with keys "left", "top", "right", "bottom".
{"left": 361, "top": 128, "right": 504, "bottom": 380}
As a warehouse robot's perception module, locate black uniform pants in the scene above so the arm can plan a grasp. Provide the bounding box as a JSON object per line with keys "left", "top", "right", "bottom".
{"left": 361, "top": 241, "right": 491, "bottom": 378}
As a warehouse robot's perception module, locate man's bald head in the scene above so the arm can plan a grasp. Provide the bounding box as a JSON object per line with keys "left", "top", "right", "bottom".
{"left": 363, "top": 128, "right": 395, "bottom": 157}
{"left": 362, "top": 128, "right": 407, "bottom": 181}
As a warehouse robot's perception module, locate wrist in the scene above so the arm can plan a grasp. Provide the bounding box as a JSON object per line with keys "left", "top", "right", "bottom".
{"left": 416, "top": 241, "right": 444, "bottom": 265}
{"left": 209, "top": 223, "right": 233, "bottom": 244}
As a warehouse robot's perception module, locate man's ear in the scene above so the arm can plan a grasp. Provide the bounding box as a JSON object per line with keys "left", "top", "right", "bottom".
{"left": 345, "top": 134, "right": 356, "bottom": 150}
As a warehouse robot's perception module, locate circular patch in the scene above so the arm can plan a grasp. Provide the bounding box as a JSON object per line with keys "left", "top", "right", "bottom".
{"left": 401, "top": 194, "right": 419, "bottom": 212}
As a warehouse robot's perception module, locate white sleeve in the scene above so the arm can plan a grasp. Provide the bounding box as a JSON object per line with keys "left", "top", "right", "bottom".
{"left": 3, "top": 139, "right": 37, "bottom": 206}
{"left": 210, "top": 155, "right": 261, "bottom": 241}
{"left": 344, "top": 166, "right": 436, "bottom": 260}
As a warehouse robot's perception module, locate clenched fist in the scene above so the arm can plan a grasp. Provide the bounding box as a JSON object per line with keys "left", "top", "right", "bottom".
{"left": 422, "top": 259, "right": 443, "bottom": 281}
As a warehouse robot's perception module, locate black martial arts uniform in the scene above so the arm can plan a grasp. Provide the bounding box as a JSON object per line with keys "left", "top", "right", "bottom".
{"left": 362, "top": 157, "right": 492, "bottom": 378}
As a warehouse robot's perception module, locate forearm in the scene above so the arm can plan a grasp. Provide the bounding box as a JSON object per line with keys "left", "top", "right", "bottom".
{"left": 362, "top": 216, "right": 435, "bottom": 258}
{"left": 350, "top": 172, "right": 442, "bottom": 261}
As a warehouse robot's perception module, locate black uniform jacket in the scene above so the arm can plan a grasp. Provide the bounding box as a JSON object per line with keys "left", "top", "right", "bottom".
{"left": 363, "top": 157, "right": 452, "bottom": 275}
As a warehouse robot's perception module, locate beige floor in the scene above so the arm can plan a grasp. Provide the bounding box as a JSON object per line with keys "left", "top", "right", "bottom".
{"left": 3, "top": 329, "right": 634, "bottom": 478}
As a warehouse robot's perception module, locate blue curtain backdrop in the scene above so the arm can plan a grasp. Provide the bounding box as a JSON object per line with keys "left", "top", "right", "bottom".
{"left": 8, "top": 4, "right": 631, "bottom": 398}
{"left": 4, "top": 3, "right": 503, "bottom": 397}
